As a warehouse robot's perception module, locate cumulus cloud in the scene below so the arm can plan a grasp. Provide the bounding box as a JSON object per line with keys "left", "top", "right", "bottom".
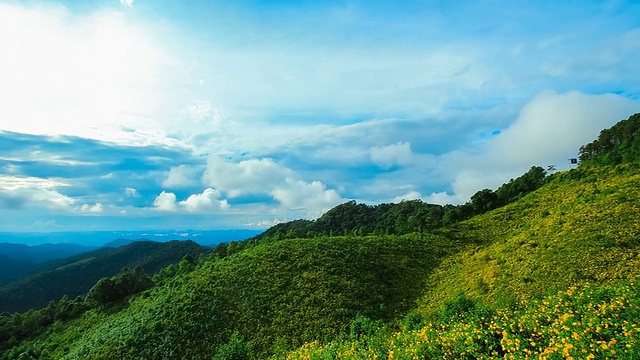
{"left": 485, "top": 91, "right": 639, "bottom": 166}
{"left": 203, "top": 157, "right": 291, "bottom": 198}
{"left": 162, "top": 165, "right": 200, "bottom": 188}
{"left": 244, "top": 219, "right": 285, "bottom": 228}
{"left": 424, "top": 191, "right": 454, "bottom": 205}
{"left": 203, "top": 156, "right": 342, "bottom": 214}
{"left": 427, "top": 91, "right": 640, "bottom": 204}
{"left": 179, "top": 188, "right": 230, "bottom": 212}
{"left": 370, "top": 141, "right": 413, "bottom": 168}
{"left": 80, "top": 202, "right": 103, "bottom": 213}
{"left": 153, "top": 189, "right": 230, "bottom": 213}
{"left": 125, "top": 187, "right": 139, "bottom": 197}
{"left": 0, "top": 176, "right": 75, "bottom": 210}
{"left": 271, "top": 179, "right": 342, "bottom": 213}
{"left": 153, "top": 191, "right": 178, "bottom": 211}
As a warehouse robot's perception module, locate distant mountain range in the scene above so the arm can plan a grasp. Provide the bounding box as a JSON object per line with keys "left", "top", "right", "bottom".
{"left": 0, "top": 242, "right": 96, "bottom": 286}
{"left": 0, "top": 230, "right": 261, "bottom": 285}
{"left": 0, "top": 240, "right": 208, "bottom": 313}
{"left": 0, "top": 229, "right": 262, "bottom": 247}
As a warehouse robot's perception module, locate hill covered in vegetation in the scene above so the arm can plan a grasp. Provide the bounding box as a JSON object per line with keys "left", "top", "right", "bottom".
{"left": 2, "top": 113, "right": 640, "bottom": 359}
{"left": 0, "top": 242, "right": 96, "bottom": 285}
{"left": 0, "top": 240, "right": 207, "bottom": 313}
{"left": 248, "top": 164, "right": 547, "bottom": 243}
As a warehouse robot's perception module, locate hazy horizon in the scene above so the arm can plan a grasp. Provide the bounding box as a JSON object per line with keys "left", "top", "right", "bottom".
{"left": 0, "top": 229, "right": 262, "bottom": 247}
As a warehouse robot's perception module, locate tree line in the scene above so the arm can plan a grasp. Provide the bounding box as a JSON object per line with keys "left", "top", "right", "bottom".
{"left": 245, "top": 165, "right": 548, "bottom": 244}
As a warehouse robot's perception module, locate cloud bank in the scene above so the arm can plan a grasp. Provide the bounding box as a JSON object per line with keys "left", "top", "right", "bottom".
{"left": 426, "top": 91, "right": 640, "bottom": 204}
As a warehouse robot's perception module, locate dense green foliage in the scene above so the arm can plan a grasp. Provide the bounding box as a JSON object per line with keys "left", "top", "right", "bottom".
{"left": 418, "top": 163, "right": 640, "bottom": 314}
{"left": 251, "top": 200, "right": 445, "bottom": 240}
{"left": 0, "top": 295, "right": 93, "bottom": 352}
{"left": 2, "top": 234, "right": 457, "bottom": 359}
{"left": 0, "top": 240, "right": 206, "bottom": 313}
{"left": 252, "top": 165, "right": 548, "bottom": 244}
{"left": 580, "top": 113, "right": 640, "bottom": 165}
{"left": 87, "top": 266, "right": 153, "bottom": 306}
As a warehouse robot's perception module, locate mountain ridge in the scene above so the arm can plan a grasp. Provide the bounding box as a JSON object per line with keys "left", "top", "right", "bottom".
{"left": 0, "top": 240, "right": 207, "bottom": 313}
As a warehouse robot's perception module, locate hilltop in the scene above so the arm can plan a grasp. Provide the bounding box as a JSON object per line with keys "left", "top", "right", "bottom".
{"left": 280, "top": 162, "right": 640, "bottom": 359}
{"left": 2, "top": 113, "right": 640, "bottom": 359}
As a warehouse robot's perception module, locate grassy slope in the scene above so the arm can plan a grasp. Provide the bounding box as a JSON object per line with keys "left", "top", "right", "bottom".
{"left": 418, "top": 164, "right": 640, "bottom": 314}
{"left": 280, "top": 163, "right": 640, "bottom": 359}
{"left": 3, "top": 234, "right": 460, "bottom": 359}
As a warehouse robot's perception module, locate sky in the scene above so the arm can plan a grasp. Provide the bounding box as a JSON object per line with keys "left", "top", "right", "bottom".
{"left": 1, "top": 0, "right": 640, "bottom": 232}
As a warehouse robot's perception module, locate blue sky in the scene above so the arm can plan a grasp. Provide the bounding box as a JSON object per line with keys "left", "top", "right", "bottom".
{"left": 1, "top": 0, "right": 640, "bottom": 231}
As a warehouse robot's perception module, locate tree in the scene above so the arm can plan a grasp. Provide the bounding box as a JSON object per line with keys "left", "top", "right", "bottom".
{"left": 495, "top": 166, "right": 547, "bottom": 204}
{"left": 87, "top": 267, "right": 152, "bottom": 307}
{"left": 470, "top": 189, "right": 499, "bottom": 214}
{"left": 579, "top": 113, "right": 640, "bottom": 165}
{"left": 212, "top": 332, "right": 252, "bottom": 360}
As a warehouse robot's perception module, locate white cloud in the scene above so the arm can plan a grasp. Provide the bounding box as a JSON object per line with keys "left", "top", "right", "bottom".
{"left": 179, "top": 188, "right": 230, "bottom": 212}
{"left": 0, "top": 3, "right": 175, "bottom": 146}
{"left": 244, "top": 219, "right": 285, "bottom": 228}
{"left": 370, "top": 141, "right": 413, "bottom": 168}
{"left": 80, "top": 202, "right": 104, "bottom": 213}
{"left": 120, "top": 0, "right": 134, "bottom": 7}
{"left": 0, "top": 176, "right": 68, "bottom": 191}
{"left": 153, "top": 191, "right": 178, "bottom": 212}
{"left": 271, "top": 179, "right": 342, "bottom": 214}
{"left": 485, "top": 91, "right": 639, "bottom": 167}
{"left": 162, "top": 165, "right": 200, "bottom": 188}
{"left": 424, "top": 191, "right": 455, "bottom": 205}
{"left": 125, "top": 187, "right": 139, "bottom": 197}
{"left": 203, "top": 156, "right": 342, "bottom": 214}
{"left": 0, "top": 175, "right": 75, "bottom": 210}
{"left": 427, "top": 91, "right": 640, "bottom": 204}
{"left": 391, "top": 191, "right": 422, "bottom": 203}
{"left": 153, "top": 189, "right": 230, "bottom": 213}
{"left": 203, "top": 157, "right": 291, "bottom": 197}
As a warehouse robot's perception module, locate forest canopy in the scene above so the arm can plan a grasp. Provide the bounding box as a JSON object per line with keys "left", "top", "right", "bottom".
{"left": 579, "top": 113, "right": 640, "bottom": 165}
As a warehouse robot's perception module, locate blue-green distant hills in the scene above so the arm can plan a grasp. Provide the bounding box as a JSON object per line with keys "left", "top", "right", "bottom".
{"left": 0, "top": 240, "right": 208, "bottom": 313}
{"left": 0, "top": 229, "right": 261, "bottom": 247}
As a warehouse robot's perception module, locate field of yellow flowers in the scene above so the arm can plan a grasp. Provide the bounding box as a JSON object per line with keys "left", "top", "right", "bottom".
{"left": 281, "top": 281, "right": 640, "bottom": 359}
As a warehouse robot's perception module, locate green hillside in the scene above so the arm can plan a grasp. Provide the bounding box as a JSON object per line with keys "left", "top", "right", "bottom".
{"left": 1, "top": 234, "right": 459, "bottom": 359}
{"left": 2, "top": 114, "right": 640, "bottom": 359}
{"left": 417, "top": 163, "right": 640, "bottom": 314}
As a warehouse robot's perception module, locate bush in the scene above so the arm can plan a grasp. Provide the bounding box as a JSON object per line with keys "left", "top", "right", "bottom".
{"left": 212, "top": 332, "right": 252, "bottom": 360}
